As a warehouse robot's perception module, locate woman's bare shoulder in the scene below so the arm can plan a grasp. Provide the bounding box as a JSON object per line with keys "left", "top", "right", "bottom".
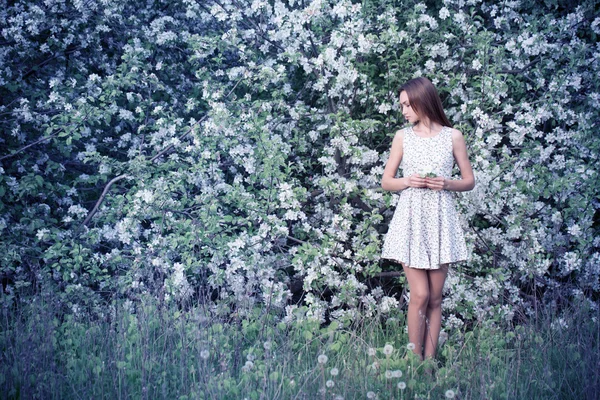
{"left": 393, "top": 127, "right": 408, "bottom": 140}
{"left": 449, "top": 127, "right": 465, "bottom": 140}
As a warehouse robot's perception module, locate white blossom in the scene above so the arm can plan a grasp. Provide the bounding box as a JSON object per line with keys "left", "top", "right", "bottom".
{"left": 439, "top": 7, "right": 450, "bottom": 20}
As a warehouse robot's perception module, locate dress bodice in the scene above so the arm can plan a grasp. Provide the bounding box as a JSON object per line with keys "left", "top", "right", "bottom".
{"left": 401, "top": 126, "right": 454, "bottom": 178}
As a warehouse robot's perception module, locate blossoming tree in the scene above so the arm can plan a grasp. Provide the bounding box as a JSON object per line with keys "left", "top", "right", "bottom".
{"left": 1, "top": 0, "right": 598, "bottom": 326}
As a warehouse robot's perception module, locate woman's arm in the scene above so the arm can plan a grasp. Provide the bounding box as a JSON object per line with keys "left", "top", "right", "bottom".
{"left": 425, "top": 129, "right": 475, "bottom": 192}
{"left": 381, "top": 130, "right": 427, "bottom": 191}
{"left": 381, "top": 130, "right": 407, "bottom": 191}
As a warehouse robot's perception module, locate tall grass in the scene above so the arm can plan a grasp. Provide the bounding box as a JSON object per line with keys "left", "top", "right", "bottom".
{"left": 1, "top": 294, "right": 598, "bottom": 399}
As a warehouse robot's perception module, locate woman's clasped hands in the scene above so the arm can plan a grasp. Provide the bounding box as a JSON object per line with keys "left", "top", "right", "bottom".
{"left": 405, "top": 174, "right": 447, "bottom": 191}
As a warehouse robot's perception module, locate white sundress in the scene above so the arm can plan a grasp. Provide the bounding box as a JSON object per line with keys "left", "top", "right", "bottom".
{"left": 381, "top": 126, "right": 468, "bottom": 270}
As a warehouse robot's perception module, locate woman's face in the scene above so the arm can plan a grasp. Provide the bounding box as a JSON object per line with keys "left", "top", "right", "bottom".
{"left": 400, "top": 91, "right": 418, "bottom": 124}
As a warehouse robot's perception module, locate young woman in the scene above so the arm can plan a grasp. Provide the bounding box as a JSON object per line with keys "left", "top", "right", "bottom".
{"left": 381, "top": 77, "right": 475, "bottom": 360}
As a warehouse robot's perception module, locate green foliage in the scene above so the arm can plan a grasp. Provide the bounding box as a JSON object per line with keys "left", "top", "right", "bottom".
{"left": 1, "top": 296, "right": 598, "bottom": 399}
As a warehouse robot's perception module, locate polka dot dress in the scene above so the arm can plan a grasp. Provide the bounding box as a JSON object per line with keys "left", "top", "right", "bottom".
{"left": 381, "top": 126, "right": 468, "bottom": 270}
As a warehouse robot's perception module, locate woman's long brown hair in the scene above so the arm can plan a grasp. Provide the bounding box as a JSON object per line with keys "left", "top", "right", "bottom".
{"left": 399, "top": 77, "right": 453, "bottom": 128}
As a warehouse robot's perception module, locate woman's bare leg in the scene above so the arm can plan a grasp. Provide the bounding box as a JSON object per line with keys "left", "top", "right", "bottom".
{"left": 422, "top": 265, "right": 448, "bottom": 359}
{"left": 402, "top": 264, "right": 430, "bottom": 359}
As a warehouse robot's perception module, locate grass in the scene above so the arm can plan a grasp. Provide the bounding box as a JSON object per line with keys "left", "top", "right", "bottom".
{"left": 1, "top": 294, "right": 598, "bottom": 400}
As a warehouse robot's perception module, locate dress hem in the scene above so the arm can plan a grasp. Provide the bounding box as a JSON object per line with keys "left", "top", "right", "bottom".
{"left": 380, "top": 255, "right": 466, "bottom": 270}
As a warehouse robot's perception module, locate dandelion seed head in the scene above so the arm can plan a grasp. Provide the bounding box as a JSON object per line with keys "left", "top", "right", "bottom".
{"left": 385, "top": 370, "right": 393, "bottom": 379}
{"left": 263, "top": 341, "right": 272, "bottom": 351}
{"left": 330, "top": 367, "right": 339, "bottom": 376}
{"left": 445, "top": 389, "right": 455, "bottom": 398}
{"left": 367, "top": 391, "right": 377, "bottom": 399}
{"left": 383, "top": 344, "right": 394, "bottom": 355}
{"left": 398, "top": 381, "right": 406, "bottom": 390}
{"left": 406, "top": 342, "right": 416, "bottom": 351}
{"left": 200, "top": 349, "right": 210, "bottom": 360}
{"left": 318, "top": 354, "right": 328, "bottom": 364}
{"left": 368, "top": 347, "right": 376, "bottom": 356}
{"left": 326, "top": 379, "right": 335, "bottom": 388}
{"left": 242, "top": 360, "right": 254, "bottom": 372}
{"left": 393, "top": 369, "right": 403, "bottom": 378}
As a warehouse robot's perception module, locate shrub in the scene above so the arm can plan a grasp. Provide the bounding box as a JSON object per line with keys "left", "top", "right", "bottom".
{"left": 0, "top": 0, "right": 598, "bottom": 326}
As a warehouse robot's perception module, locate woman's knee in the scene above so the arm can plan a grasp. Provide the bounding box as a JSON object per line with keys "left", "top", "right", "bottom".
{"left": 427, "top": 294, "right": 443, "bottom": 310}
{"left": 409, "top": 290, "right": 430, "bottom": 308}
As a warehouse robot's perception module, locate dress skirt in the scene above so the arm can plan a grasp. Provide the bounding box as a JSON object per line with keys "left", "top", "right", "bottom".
{"left": 381, "top": 187, "right": 468, "bottom": 270}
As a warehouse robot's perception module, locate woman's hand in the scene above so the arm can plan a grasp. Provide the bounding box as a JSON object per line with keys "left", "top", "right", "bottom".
{"left": 405, "top": 174, "right": 428, "bottom": 188}
{"left": 425, "top": 176, "right": 447, "bottom": 191}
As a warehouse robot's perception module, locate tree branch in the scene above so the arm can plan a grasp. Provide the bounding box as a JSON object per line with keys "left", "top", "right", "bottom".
{"left": 499, "top": 56, "right": 541, "bottom": 74}
{"left": 79, "top": 174, "right": 129, "bottom": 228}
{"left": 0, "top": 132, "right": 60, "bottom": 162}
{"left": 286, "top": 235, "right": 312, "bottom": 246}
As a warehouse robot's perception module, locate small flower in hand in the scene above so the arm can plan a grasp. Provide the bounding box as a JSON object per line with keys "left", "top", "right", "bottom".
{"left": 418, "top": 165, "right": 437, "bottom": 178}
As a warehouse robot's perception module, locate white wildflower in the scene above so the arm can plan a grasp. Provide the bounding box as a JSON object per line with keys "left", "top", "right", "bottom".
{"left": 383, "top": 344, "right": 394, "bottom": 356}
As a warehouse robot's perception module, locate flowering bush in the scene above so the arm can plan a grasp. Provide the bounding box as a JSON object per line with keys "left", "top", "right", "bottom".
{"left": 1, "top": 0, "right": 598, "bottom": 325}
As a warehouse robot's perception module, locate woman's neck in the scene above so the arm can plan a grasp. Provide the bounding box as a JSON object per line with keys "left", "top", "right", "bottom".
{"left": 414, "top": 120, "right": 441, "bottom": 136}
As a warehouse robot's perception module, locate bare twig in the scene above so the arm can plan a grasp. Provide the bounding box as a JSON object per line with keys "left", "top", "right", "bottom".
{"left": 79, "top": 174, "right": 129, "bottom": 228}
{"left": 0, "top": 131, "right": 60, "bottom": 162}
